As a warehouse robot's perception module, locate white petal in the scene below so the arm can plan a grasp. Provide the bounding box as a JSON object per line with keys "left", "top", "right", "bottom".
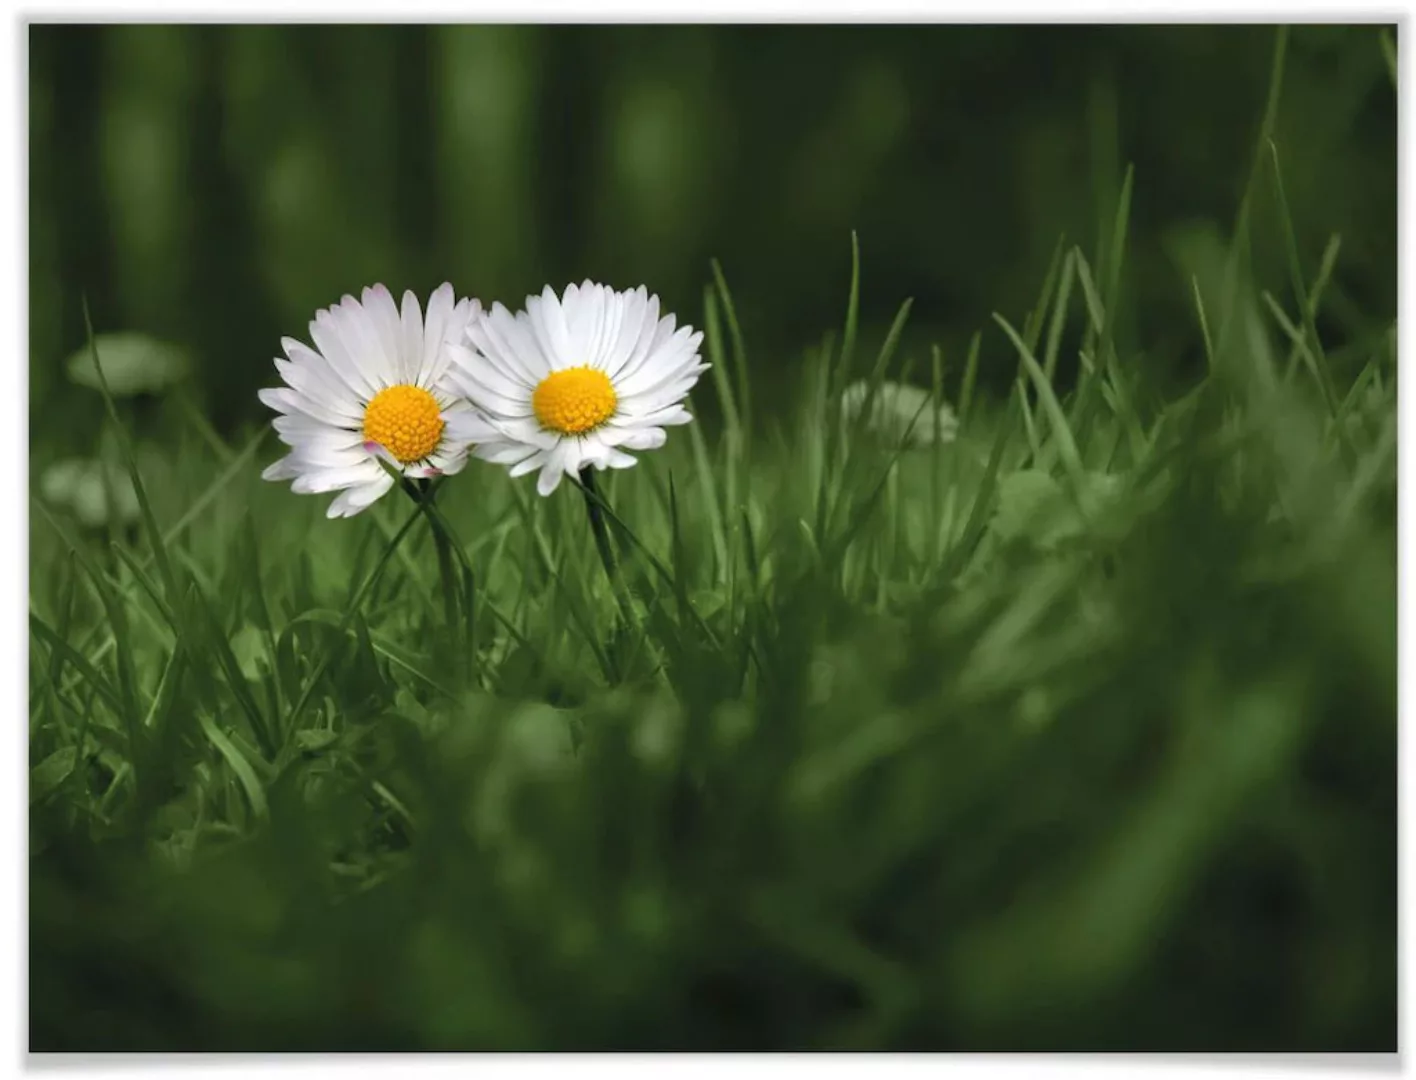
{"left": 311, "top": 307, "right": 379, "bottom": 400}
{"left": 362, "top": 441, "right": 402, "bottom": 469}
{"left": 445, "top": 409, "right": 504, "bottom": 445}
{"left": 553, "top": 437, "right": 587, "bottom": 483}
{"left": 291, "top": 461, "right": 385, "bottom": 495}
{"left": 614, "top": 332, "right": 705, "bottom": 397}
{"left": 476, "top": 416, "right": 558, "bottom": 450}
{"left": 259, "top": 387, "right": 358, "bottom": 429}
{"left": 448, "top": 343, "right": 532, "bottom": 405}
{"left": 588, "top": 287, "right": 625, "bottom": 370}
{"left": 272, "top": 413, "right": 362, "bottom": 444}
{"left": 335, "top": 296, "right": 394, "bottom": 391}
{"left": 604, "top": 448, "right": 638, "bottom": 469}
{"left": 261, "top": 455, "right": 303, "bottom": 481}
{"left": 509, "top": 449, "right": 550, "bottom": 479}
{"left": 272, "top": 358, "right": 364, "bottom": 421}
{"left": 428, "top": 297, "right": 481, "bottom": 389}
{"left": 473, "top": 303, "right": 547, "bottom": 386}
{"left": 621, "top": 404, "right": 692, "bottom": 428}
{"left": 605, "top": 293, "right": 663, "bottom": 382}
{"left": 596, "top": 286, "right": 649, "bottom": 375}
{"left": 420, "top": 283, "right": 456, "bottom": 383}
{"left": 362, "top": 285, "right": 405, "bottom": 383}
{"left": 536, "top": 458, "right": 566, "bottom": 496}
{"left": 327, "top": 472, "right": 395, "bottom": 517}
{"left": 474, "top": 440, "right": 542, "bottom": 467}
{"left": 399, "top": 289, "right": 425, "bottom": 389}
{"left": 612, "top": 311, "right": 680, "bottom": 389}
{"left": 280, "top": 339, "right": 366, "bottom": 408}
{"left": 451, "top": 360, "right": 535, "bottom": 420}
{"left": 426, "top": 444, "right": 470, "bottom": 477}
{"left": 562, "top": 281, "right": 607, "bottom": 366}
{"left": 526, "top": 286, "right": 575, "bottom": 369}
{"left": 285, "top": 440, "right": 368, "bottom": 470}
{"left": 617, "top": 369, "right": 708, "bottom": 416}
{"left": 257, "top": 387, "right": 288, "bottom": 415}
{"left": 609, "top": 426, "right": 668, "bottom": 452}
{"left": 575, "top": 431, "right": 615, "bottom": 470}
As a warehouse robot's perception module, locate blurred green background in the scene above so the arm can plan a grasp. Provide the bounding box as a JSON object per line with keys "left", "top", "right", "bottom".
{"left": 27, "top": 23, "right": 1399, "bottom": 1058}
{"left": 29, "top": 23, "right": 1396, "bottom": 444}
{"left": 27, "top": 23, "right": 1399, "bottom": 1053}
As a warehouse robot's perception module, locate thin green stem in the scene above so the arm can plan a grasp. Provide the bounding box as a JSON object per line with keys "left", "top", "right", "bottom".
{"left": 578, "top": 467, "right": 634, "bottom": 626}
{"left": 401, "top": 478, "right": 466, "bottom": 680}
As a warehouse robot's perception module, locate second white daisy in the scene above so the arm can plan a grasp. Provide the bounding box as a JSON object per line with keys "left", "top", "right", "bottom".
{"left": 446, "top": 281, "right": 708, "bottom": 496}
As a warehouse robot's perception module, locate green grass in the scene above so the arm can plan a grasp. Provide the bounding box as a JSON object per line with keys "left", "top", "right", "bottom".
{"left": 28, "top": 73, "right": 1396, "bottom": 1054}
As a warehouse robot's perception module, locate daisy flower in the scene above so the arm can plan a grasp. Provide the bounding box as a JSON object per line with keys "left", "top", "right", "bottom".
{"left": 259, "top": 283, "right": 480, "bottom": 517}
{"left": 840, "top": 379, "right": 958, "bottom": 449}
{"left": 447, "top": 281, "right": 707, "bottom": 496}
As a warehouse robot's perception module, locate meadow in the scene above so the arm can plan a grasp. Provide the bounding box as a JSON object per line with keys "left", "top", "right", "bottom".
{"left": 28, "top": 25, "right": 1396, "bottom": 1051}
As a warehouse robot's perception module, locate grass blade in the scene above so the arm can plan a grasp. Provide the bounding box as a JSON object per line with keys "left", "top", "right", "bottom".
{"left": 80, "top": 299, "right": 179, "bottom": 607}
{"left": 993, "top": 314, "right": 1087, "bottom": 495}
{"left": 836, "top": 230, "right": 863, "bottom": 396}
{"left": 1267, "top": 139, "right": 1339, "bottom": 416}
{"left": 197, "top": 710, "right": 269, "bottom": 823}
{"left": 710, "top": 258, "right": 753, "bottom": 439}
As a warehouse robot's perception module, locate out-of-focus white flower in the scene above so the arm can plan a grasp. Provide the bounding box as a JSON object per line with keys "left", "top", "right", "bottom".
{"left": 840, "top": 379, "right": 958, "bottom": 449}
{"left": 66, "top": 333, "right": 189, "bottom": 397}
{"left": 40, "top": 457, "right": 140, "bottom": 528}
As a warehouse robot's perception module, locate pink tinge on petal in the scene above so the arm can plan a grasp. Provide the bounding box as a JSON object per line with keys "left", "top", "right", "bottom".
{"left": 363, "top": 441, "right": 402, "bottom": 468}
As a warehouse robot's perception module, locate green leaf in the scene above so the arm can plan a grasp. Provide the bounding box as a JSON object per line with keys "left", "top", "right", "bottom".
{"left": 836, "top": 230, "right": 863, "bottom": 396}
{"left": 993, "top": 313, "right": 1088, "bottom": 497}
{"left": 710, "top": 258, "right": 752, "bottom": 436}
{"left": 31, "top": 748, "right": 78, "bottom": 803}
{"left": 1380, "top": 28, "right": 1397, "bottom": 87}
{"left": 79, "top": 304, "right": 182, "bottom": 615}
{"left": 197, "top": 711, "right": 269, "bottom": 822}
{"left": 28, "top": 612, "right": 125, "bottom": 720}
{"left": 991, "top": 468, "right": 1123, "bottom": 549}
{"left": 992, "top": 470, "right": 1068, "bottom": 545}
{"left": 1266, "top": 140, "right": 1339, "bottom": 417}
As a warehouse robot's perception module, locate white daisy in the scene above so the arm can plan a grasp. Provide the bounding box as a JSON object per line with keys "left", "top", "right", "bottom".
{"left": 446, "top": 281, "right": 707, "bottom": 496}
{"left": 840, "top": 379, "right": 958, "bottom": 449}
{"left": 259, "top": 283, "right": 481, "bottom": 518}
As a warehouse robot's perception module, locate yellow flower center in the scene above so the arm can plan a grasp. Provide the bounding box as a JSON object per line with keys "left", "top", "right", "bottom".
{"left": 362, "top": 384, "right": 444, "bottom": 464}
{"left": 532, "top": 366, "right": 618, "bottom": 435}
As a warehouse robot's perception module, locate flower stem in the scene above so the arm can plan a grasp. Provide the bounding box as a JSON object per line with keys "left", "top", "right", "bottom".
{"left": 429, "top": 503, "right": 460, "bottom": 634}
{"left": 579, "top": 466, "right": 633, "bottom": 624}
{"left": 401, "top": 477, "right": 465, "bottom": 673}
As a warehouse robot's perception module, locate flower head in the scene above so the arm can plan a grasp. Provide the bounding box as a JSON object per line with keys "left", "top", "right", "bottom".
{"left": 446, "top": 281, "right": 707, "bottom": 496}
{"left": 840, "top": 379, "right": 958, "bottom": 449}
{"left": 259, "top": 283, "right": 480, "bottom": 517}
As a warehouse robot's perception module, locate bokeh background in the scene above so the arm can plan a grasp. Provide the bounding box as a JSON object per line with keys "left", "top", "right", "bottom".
{"left": 29, "top": 23, "right": 1396, "bottom": 447}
